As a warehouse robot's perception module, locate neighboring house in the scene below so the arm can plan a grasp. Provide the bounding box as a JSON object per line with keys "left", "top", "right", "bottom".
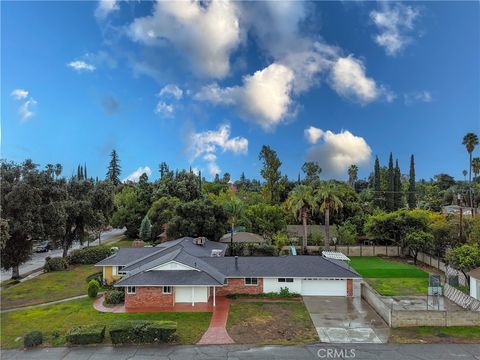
{"left": 219, "top": 232, "right": 266, "bottom": 245}
{"left": 442, "top": 205, "right": 474, "bottom": 216}
{"left": 468, "top": 267, "right": 480, "bottom": 300}
{"left": 95, "top": 236, "right": 361, "bottom": 312}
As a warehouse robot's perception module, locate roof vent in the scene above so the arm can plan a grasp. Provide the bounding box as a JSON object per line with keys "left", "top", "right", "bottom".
{"left": 211, "top": 249, "right": 222, "bottom": 257}
{"left": 193, "top": 237, "right": 206, "bottom": 246}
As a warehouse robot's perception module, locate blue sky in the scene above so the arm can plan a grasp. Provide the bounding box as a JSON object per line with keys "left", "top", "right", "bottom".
{"left": 2, "top": 1, "right": 479, "bottom": 182}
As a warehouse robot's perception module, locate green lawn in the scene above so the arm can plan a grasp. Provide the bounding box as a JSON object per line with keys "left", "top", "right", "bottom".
{"left": 350, "top": 257, "right": 429, "bottom": 296}
{"left": 109, "top": 239, "right": 134, "bottom": 247}
{"left": 391, "top": 326, "right": 480, "bottom": 344}
{"left": 227, "top": 300, "right": 318, "bottom": 344}
{"left": 1, "top": 298, "right": 211, "bottom": 348}
{"left": 1, "top": 265, "right": 98, "bottom": 310}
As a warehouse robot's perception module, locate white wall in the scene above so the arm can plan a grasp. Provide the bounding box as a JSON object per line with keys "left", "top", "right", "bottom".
{"left": 150, "top": 261, "right": 194, "bottom": 271}
{"left": 263, "top": 278, "right": 302, "bottom": 294}
{"left": 471, "top": 277, "right": 479, "bottom": 299}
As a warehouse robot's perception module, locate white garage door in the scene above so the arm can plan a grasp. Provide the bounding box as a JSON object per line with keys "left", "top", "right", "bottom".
{"left": 175, "top": 287, "right": 208, "bottom": 303}
{"left": 301, "top": 279, "right": 347, "bottom": 296}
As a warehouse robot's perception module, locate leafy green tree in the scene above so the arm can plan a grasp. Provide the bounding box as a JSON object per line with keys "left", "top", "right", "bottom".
{"left": 139, "top": 215, "right": 152, "bottom": 242}
{"left": 315, "top": 182, "right": 343, "bottom": 250}
{"left": 347, "top": 164, "right": 358, "bottom": 189}
{"left": 446, "top": 244, "right": 480, "bottom": 287}
{"left": 91, "top": 180, "right": 115, "bottom": 244}
{"left": 106, "top": 149, "right": 121, "bottom": 186}
{"left": 386, "top": 153, "right": 394, "bottom": 211}
{"left": 153, "top": 169, "right": 200, "bottom": 202}
{"left": 337, "top": 220, "right": 358, "bottom": 245}
{"left": 472, "top": 157, "right": 480, "bottom": 181}
{"left": 259, "top": 145, "right": 282, "bottom": 204}
{"left": 301, "top": 161, "right": 321, "bottom": 185}
{"left": 404, "top": 230, "right": 434, "bottom": 264}
{"left": 222, "top": 172, "right": 231, "bottom": 184}
{"left": 159, "top": 162, "right": 171, "bottom": 179}
{"left": 408, "top": 155, "right": 417, "bottom": 209}
{"left": 434, "top": 173, "right": 456, "bottom": 191}
{"left": 112, "top": 186, "right": 143, "bottom": 238}
{"left": 285, "top": 185, "right": 316, "bottom": 253}
{"left": 244, "top": 203, "right": 287, "bottom": 239}
{"left": 147, "top": 196, "right": 180, "bottom": 240}
{"left": 223, "top": 196, "right": 246, "bottom": 249}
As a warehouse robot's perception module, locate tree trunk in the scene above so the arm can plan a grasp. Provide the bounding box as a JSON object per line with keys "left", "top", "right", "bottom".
{"left": 302, "top": 208, "right": 307, "bottom": 254}
{"left": 470, "top": 152, "right": 474, "bottom": 208}
{"left": 62, "top": 245, "right": 68, "bottom": 258}
{"left": 11, "top": 265, "right": 20, "bottom": 280}
{"left": 324, "top": 206, "right": 330, "bottom": 251}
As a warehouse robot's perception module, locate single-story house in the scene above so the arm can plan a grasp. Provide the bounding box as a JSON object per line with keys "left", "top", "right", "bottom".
{"left": 219, "top": 232, "right": 266, "bottom": 245}
{"left": 95, "top": 237, "right": 361, "bottom": 312}
{"left": 468, "top": 267, "right": 480, "bottom": 300}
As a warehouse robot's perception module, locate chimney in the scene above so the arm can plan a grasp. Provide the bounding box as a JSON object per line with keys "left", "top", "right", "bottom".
{"left": 235, "top": 256, "right": 238, "bottom": 269}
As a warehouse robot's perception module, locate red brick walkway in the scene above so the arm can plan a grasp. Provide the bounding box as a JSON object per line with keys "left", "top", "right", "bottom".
{"left": 197, "top": 297, "right": 235, "bottom": 345}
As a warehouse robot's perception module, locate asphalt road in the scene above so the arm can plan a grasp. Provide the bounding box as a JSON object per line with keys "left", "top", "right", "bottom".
{"left": 1, "top": 344, "right": 479, "bottom": 360}
{"left": 0, "top": 228, "right": 125, "bottom": 281}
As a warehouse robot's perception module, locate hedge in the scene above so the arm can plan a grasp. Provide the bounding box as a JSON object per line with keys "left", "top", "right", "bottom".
{"left": 67, "top": 246, "right": 113, "bottom": 265}
{"left": 24, "top": 331, "right": 43, "bottom": 347}
{"left": 105, "top": 289, "right": 124, "bottom": 304}
{"left": 87, "top": 279, "right": 100, "bottom": 298}
{"left": 109, "top": 320, "right": 176, "bottom": 344}
{"left": 43, "top": 257, "right": 68, "bottom": 272}
{"left": 66, "top": 324, "right": 106, "bottom": 345}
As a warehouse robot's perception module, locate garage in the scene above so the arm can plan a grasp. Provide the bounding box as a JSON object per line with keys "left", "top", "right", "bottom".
{"left": 174, "top": 286, "right": 208, "bottom": 303}
{"left": 301, "top": 279, "right": 347, "bottom": 296}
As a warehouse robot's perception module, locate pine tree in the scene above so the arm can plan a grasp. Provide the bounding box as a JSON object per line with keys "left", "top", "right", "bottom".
{"left": 106, "top": 150, "right": 121, "bottom": 186}
{"left": 139, "top": 215, "right": 152, "bottom": 242}
{"left": 408, "top": 154, "right": 417, "bottom": 209}
{"left": 373, "top": 156, "right": 382, "bottom": 208}
{"left": 77, "top": 165, "right": 81, "bottom": 180}
{"left": 393, "top": 159, "right": 402, "bottom": 210}
{"left": 84, "top": 163, "right": 87, "bottom": 179}
{"left": 386, "top": 153, "right": 395, "bottom": 211}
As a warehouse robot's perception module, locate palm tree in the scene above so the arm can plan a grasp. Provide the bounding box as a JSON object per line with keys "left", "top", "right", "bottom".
{"left": 462, "top": 132, "right": 479, "bottom": 207}
{"left": 347, "top": 164, "right": 358, "bottom": 188}
{"left": 223, "top": 197, "right": 245, "bottom": 252}
{"left": 472, "top": 157, "right": 480, "bottom": 180}
{"left": 54, "top": 163, "right": 63, "bottom": 179}
{"left": 315, "top": 182, "right": 343, "bottom": 251}
{"left": 463, "top": 170, "right": 468, "bottom": 182}
{"left": 285, "top": 185, "right": 316, "bottom": 254}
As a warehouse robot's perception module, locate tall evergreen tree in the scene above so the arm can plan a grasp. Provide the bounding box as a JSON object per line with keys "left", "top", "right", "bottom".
{"left": 259, "top": 145, "right": 282, "bottom": 204}
{"left": 386, "top": 153, "right": 395, "bottom": 211}
{"left": 407, "top": 154, "right": 417, "bottom": 209}
{"left": 393, "top": 159, "right": 402, "bottom": 210}
{"left": 159, "top": 162, "right": 170, "bottom": 179}
{"left": 373, "top": 156, "right": 382, "bottom": 208}
{"left": 84, "top": 163, "right": 87, "bottom": 179}
{"left": 106, "top": 149, "right": 121, "bottom": 186}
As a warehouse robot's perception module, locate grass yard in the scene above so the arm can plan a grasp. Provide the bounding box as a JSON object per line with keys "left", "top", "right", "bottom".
{"left": 0, "top": 298, "right": 211, "bottom": 348}
{"left": 109, "top": 239, "right": 134, "bottom": 247}
{"left": 350, "top": 257, "right": 429, "bottom": 296}
{"left": 391, "top": 326, "right": 480, "bottom": 344}
{"left": 1, "top": 265, "right": 98, "bottom": 310}
{"left": 227, "top": 300, "right": 318, "bottom": 345}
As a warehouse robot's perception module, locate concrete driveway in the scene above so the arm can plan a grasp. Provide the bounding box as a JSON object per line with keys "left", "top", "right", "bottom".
{"left": 303, "top": 296, "right": 390, "bottom": 344}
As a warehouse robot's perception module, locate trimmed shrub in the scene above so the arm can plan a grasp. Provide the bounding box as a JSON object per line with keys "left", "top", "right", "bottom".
{"left": 109, "top": 320, "right": 177, "bottom": 344}
{"left": 104, "top": 289, "right": 125, "bottom": 304}
{"left": 24, "top": 331, "right": 43, "bottom": 347}
{"left": 66, "top": 324, "right": 106, "bottom": 345}
{"left": 85, "top": 271, "right": 103, "bottom": 284}
{"left": 67, "top": 246, "right": 113, "bottom": 265}
{"left": 87, "top": 279, "right": 100, "bottom": 298}
{"left": 43, "top": 257, "right": 68, "bottom": 272}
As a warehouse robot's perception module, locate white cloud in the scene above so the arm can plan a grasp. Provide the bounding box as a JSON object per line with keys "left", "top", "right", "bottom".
{"left": 11, "top": 89, "right": 29, "bottom": 100}
{"left": 306, "top": 129, "right": 372, "bottom": 178}
{"left": 18, "top": 98, "right": 38, "bottom": 121}
{"left": 128, "top": 0, "right": 242, "bottom": 79}
{"left": 95, "top": 0, "right": 119, "bottom": 20}
{"left": 404, "top": 90, "right": 433, "bottom": 105}
{"left": 188, "top": 124, "right": 248, "bottom": 179}
{"left": 154, "top": 101, "right": 174, "bottom": 117}
{"left": 304, "top": 126, "right": 324, "bottom": 144}
{"left": 370, "top": 3, "right": 420, "bottom": 56}
{"left": 159, "top": 84, "right": 183, "bottom": 100}
{"left": 67, "top": 60, "right": 96, "bottom": 72}
{"left": 123, "top": 166, "right": 152, "bottom": 183}
{"left": 329, "top": 55, "right": 382, "bottom": 104}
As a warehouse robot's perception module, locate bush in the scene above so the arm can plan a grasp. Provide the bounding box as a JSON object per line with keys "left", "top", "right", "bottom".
{"left": 87, "top": 279, "right": 100, "bottom": 298}
{"left": 66, "top": 324, "right": 106, "bottom": 344}
{"left": 105, "top": 289, "right": 125, "bottom": 304}
{"left": 109, "top": 320, "right": 176, "bottom": 344}
{"left": 251, "top": 244, "right": 276, "bottom": 256}
{"left": 337, "top": 220, "right": 358, "bottom": 245}
{"left": 85, "top": 271, "right": 103, "bottom": 284}
{"left": 43, "top": 257, "right": 68, "bottom": 272}
{"left": 24, "top": 331, "right": 43, "bottom": 347}
{"left": 67, "top": 246, "right": 113, "bottom": 265}
{"left": 227, "top": 291, "right": 300, "bottom": 299}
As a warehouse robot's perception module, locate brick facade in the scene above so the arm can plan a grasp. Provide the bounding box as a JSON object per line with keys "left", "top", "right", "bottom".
{"left": 346, "top": 279, "right": 353, "bottom": 297}
{"left": 125, "top": 287, "right": 173, "bottom": 310}
{"left": 215, "top": 278, "right": 264, "bottom": 296}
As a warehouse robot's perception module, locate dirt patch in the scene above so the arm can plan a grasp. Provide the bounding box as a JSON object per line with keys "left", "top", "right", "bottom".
{"left": 390, "top": 328, "right": 480, "bottom": 344}
{"left": 227, "top": 301, "right": 318, "bottom": 344}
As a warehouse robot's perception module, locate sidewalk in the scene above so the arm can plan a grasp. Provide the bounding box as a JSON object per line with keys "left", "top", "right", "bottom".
{"left": 197, "top": 297, "right": 234, "bottom": 345}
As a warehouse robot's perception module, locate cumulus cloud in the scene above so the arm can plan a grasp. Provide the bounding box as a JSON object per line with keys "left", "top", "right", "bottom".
{"left": 159, "top": 84, "right": 183, "bottom": 100}
{"left": 155, "top": 102, "right": 174, "bottom": 117}
{"left": 188, "top": 124, "right": 248, "bottom": 178}
{"left": 68, "top": 60, "right": 96, "bottom": 72}
{"left": 304, "top": 126, "right": 324, "bottom": 144}
{"left": 306, "top": 128, "right": 372, "bottom": 178}
{"left": 95, "top": 0, "right": 119, "bottom": 20}
{"left": 404, "top": 90, "right": 433, "bottom": 105}
{"left": 123, "top": 166, "right": 152, "bottom": 183}
{"left": 128, "top": 0, "right": 242, "bottom": 79}
{"left": 370, "top": 3, "right": 420, "bottom": 56}
{"left": 11, "top": 89, "right": 29, "bottom": 100}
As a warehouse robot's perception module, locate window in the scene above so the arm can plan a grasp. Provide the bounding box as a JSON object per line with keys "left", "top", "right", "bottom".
{"left": 118, "top": 266, "right": 126, "bottom": 275}
{"left": 163, "top": 286, "right": 172, "bottom": 294}
{"left": 278, "top": 278, "right": 294, "bottom": 283}
{"left": 244, "top": 278, "right": 258, "bottom": 286}
{"left": 127, "top": 286, "right": 136, "bottom": 294}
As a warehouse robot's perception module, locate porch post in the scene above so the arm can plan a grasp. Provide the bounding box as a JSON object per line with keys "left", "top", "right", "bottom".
{"left": 192, "top": 287, "right": 195, "bottom": 307}
{"left": 213, "top": 286, "right": 216, "bottom": 307}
